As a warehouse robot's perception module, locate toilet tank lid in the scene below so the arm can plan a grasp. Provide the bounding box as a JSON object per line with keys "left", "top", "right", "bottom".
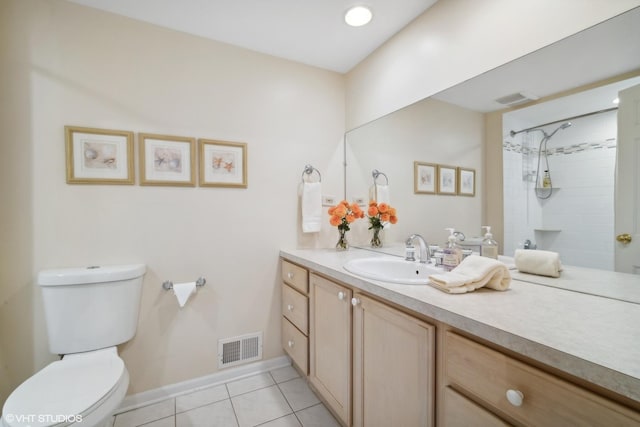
{"left": 38, "top": 264, "right": 146, "bottom": 286}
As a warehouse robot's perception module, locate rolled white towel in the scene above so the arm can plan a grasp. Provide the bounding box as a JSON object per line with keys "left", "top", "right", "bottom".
{"left": 429, "top": 255, "right": 511, "bottom": 294}
{"left": 514, "top": 249, "right": 562, "bottom": 278}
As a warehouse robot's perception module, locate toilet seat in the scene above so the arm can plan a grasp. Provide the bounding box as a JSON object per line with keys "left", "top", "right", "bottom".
{"left": 2, "top": 348, "right": 126, "bottom": 427}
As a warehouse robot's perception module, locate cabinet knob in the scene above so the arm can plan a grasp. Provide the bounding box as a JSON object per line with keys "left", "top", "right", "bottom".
{"left": 287, "top": 304, "right": 294, "bottom": 312}
{"left": 351, "top": 297, "right": 360, "bottom": 306}
{"left": 506, "top": 389, "right": 524, "bottom": 407}
{"left": 338, "top": 291, "right": 346, "bottom": 300}
{"left": 287, "top": 272, "right": 294, "bottom": 279}
{"left": 287, "top": 340, "right": 295, "bottom": 348}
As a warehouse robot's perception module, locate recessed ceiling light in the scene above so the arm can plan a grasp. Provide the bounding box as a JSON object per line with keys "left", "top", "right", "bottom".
{"left": 345, "top": 6, "right": 373, "bottom": 27}
{"left": 613, "top": 97, "right": 620, "bottom": 105}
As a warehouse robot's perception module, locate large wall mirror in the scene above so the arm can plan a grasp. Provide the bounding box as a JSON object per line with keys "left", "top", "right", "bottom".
{"left": 344, "top": 7, "right": 640, "bottom": 275}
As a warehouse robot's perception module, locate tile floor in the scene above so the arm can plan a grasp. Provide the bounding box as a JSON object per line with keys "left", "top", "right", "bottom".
{"left": 112, "top": 365, "right": 341, "bottom": 427}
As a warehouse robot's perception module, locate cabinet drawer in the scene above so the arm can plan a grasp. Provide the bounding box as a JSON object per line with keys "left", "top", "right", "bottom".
{"left": 281, "top": 260, "right": 308, "bottom": 294}
{"left": 442, "top": 387, "right": 508, "bottom": 427}
{"left": 282, "top": 317, "right": 308, "bottom": 374}
{"left": 282, "top": 283, "right": 308, "bottom": 335}
{"left": 445, "top": 332, "right": 640, "bottom": 426}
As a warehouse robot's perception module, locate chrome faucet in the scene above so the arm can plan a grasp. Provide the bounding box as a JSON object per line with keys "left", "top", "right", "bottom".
{"left": 405, "top": 234, "right": 431, "bottom": 263}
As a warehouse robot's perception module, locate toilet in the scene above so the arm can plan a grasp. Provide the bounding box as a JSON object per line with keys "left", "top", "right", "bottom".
{"left": 1, "top": 264, "right": 146, "bottom": 427}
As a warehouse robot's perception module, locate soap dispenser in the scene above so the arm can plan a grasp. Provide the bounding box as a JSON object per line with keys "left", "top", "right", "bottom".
{"left": 542, "top": 170, "right": 552, "bottom": 188}
{"left": 481, "top": 226, "right": 498, "bottom": 259}
{"left": 442, "top": 228, "right": 462, "bottom": 271}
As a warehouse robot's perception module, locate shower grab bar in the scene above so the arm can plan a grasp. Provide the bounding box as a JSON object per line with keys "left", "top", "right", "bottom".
{"left": 510, "top": 107, "right": 617, "bottom": 136}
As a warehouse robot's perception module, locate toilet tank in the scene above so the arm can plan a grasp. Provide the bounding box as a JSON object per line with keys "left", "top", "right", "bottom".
{"left": 38, "top": 264, "right": 146, "bottom": 355}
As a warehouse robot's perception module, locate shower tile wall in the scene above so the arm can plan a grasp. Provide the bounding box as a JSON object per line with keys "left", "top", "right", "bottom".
{"left": 503, "top": 111, "right": 616, "bottom": 270}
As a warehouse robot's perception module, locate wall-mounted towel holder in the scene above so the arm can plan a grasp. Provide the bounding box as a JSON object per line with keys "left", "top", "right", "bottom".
{"left": 162, "top": 276, "right": 206, "bottom": 290}
{"left": 301, "top": 164, "right": 322, "bottom": 183}
{"left": 372, "top": 169, "right": 389, "bottom": 185}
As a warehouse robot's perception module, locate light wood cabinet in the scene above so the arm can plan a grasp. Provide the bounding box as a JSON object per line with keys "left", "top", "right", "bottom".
{"left": 443, "top": 331, "right": 640, "bottom": 426}
{"left": 309, "top": 273, "right": 352, "bottom": 426}
{"left": 281, "top": 260, "right": 309, "bottom": 374}
{"left": 281, "top": 256, "right": 640, "bottom": 427}
{"left": 441, "top": 387, "right": 508, "bottom": 427}
{"left": 352, "top": 293, "right": 435, "bottom": 427}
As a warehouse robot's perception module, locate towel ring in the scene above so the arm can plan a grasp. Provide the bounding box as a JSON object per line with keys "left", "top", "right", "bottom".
{"left": 302, "top": 164, "right": 322, "bottom": 183}
{"left": 372, "top": 169, "right": 389, "bottom": 185}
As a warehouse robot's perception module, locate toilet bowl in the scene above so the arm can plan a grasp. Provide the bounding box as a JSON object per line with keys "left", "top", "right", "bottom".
{"left": 1, "top": 264, "right": 145, "bottom": 427}
{"left": 2, "top": 347, "right": 128, "bottom": 427}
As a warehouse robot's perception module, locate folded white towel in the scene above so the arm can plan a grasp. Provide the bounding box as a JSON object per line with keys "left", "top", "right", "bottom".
{"left": 514, "top": 249, "right": 562, "bottom": 278}
{"left": 428, "top": 255, "right": 511, "bottom": 294}
{"left": 301, "top": 182, "right": 322, "bottom": 233}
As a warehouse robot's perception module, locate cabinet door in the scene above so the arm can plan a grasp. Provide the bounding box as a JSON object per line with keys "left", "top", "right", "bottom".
{"left": 309, "top": 273, "right": 352, "bottom": 426}
{"left": 353, "top": 293, "right": 435, "bottom": 427}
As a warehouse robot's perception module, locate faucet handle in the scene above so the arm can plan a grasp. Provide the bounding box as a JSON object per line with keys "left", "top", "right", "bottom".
{"left": 405, "top": 244, "right": 417, "bottom": 261}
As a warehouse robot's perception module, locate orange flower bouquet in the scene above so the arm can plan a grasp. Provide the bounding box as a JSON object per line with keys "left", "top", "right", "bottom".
{"left": 367, "top": 201, "right": 398, "bottom": 247}
{"left": 328, "top": 200, "right": 364, "bottom": 250}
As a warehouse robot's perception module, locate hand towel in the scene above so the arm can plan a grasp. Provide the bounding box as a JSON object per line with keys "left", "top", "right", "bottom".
{"left": 428, "top": 255, "right": 511, "bottom": 294}
{"left": 514, "top": 249, "right": 562, "bottom": 278}
{"left": 301, "top": 181, "right": 322, "bottom": 233}
{"left": 375, "top": 184, "right": 391, "bottom": 204}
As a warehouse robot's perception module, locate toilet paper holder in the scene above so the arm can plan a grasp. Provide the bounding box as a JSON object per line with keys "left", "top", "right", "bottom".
{"left": 162, "top": 276, "right": 206, "bottom": 290}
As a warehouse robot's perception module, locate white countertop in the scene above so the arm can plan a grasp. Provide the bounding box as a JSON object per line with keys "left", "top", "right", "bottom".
{"left": 279, "top": 247, "right": 640, "bottom": 403}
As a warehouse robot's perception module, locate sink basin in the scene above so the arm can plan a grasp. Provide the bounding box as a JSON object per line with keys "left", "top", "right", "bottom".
{"left": 344, "top": 257, "right": 442, "bottom": 285}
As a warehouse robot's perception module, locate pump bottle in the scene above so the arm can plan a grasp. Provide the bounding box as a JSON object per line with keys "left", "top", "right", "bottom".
{"left": 442, "top": 228, "right": 462, "bottom": 271}
{"left": 481, "top": 226, "right": 498, "bottom": 259}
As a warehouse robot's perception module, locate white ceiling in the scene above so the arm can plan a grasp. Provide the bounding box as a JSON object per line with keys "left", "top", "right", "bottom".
{"left": 65, "top": 1, "right": 640, "bottom": 125}
{"left": 67, "top": 0, "right": 438, "bottom": 73}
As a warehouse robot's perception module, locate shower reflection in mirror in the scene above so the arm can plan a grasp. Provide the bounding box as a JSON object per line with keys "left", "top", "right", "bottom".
{"left": 503, "top": 107, "right": 618, "bottom": 270}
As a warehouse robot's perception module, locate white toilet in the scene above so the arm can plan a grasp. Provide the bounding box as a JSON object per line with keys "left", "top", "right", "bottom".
{"left": 1, "top": 264, "right": 146, "bottom": 427}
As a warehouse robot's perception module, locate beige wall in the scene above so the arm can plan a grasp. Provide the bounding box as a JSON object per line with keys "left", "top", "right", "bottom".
{"left": 346, "top": 0, "right": 640, "bottom": 129}
{"left": 0, "top": 0, "right": 345, "bottom": 404}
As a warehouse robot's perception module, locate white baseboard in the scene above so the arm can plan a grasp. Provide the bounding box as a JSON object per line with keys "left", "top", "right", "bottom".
{"left": 117, "top": 355, "right": 291, "bottom": 413}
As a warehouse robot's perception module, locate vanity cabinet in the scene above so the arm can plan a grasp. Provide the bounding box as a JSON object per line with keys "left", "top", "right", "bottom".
{"left": 309, "top": 273, "right": 353, "bottom": 426}
{"left": 281, "top": 260, "right": 309, "bottom": 374}
{"left": 308, "top": 270, "right": 436, "bottom": 427}
{"left": 442, "top": 331, "right": 640, "bottom": 426}
{"left": 352, "top": 293, "right": 435, "bottom": 427}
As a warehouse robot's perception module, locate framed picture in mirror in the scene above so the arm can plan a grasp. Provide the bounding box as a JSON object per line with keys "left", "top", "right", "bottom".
{"left": 437, "top": 165, "right": 457, "bottom": 195}
{"left": 458, "top": 167, "right": 476, "bottom": 196}
{"left": 414, "top": 162, "right": 437, "bottom": 194}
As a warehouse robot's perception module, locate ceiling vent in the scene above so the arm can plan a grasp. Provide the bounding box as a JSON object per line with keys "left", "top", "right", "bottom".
{"left": 495, "top": 92, "right": 539, "bottom": 106}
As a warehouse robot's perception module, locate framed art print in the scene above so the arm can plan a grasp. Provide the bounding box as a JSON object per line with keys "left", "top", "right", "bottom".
{"left": 65, "top": 126, "right": 134, "bottom": 184}
{"left": 437, "top": 165, "right": 457, "bottom": 195}
{"left": 199, "top": 139, "right": 248, "bottom": 188}
{"left": 139, "top": 133, "right": 196, "bottom": 186}
{"left": 414, "top": 161, "right": 437, "bottom": 194}
{"left": 458, "top": 167, "right": 476, "bottom": 196}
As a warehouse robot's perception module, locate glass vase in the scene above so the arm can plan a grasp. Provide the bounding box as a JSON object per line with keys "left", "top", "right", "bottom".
{"left": 370, "top": 227, "right": 383, "bottom": 248}
{"left": 336, "top": 228, "right": 349, "bottom": 251}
